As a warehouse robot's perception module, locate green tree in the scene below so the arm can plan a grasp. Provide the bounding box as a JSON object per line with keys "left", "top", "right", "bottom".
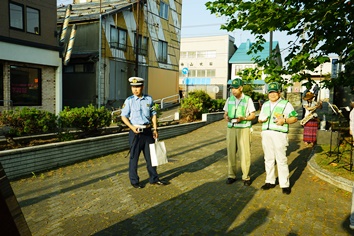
{"left": 206, "top": 0, "right": 354, "bottom": 89}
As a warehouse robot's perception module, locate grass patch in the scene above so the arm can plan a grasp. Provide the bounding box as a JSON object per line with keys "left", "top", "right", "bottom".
{"left": 314, "top": 136, "right": 354, "bottom": 181}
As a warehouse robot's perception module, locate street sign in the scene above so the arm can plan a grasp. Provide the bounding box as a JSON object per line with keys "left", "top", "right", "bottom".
{"left": 182, "top": 67, "right": 189, "bottom": 75}
{"left": 331, "top": 59, "right": 338, "bottom": 78}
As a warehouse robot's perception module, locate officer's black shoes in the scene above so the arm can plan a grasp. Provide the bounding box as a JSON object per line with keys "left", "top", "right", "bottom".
{"left": 282, "top": 187, "right": 291, "bottom": 195}
{"left": 131, "top": 183, "right": 145, "bottom": 189}
{"left": 226, "top": 178, "right": 236, "bottom": 184}
{"left": 243, "top": 179, "right": 251, "bottom": 186}
{"left": 261, "top": 183, "right": 276, "bottom": 190}
{"left": 151, "top": 180, "right": 167, "bottom": 186}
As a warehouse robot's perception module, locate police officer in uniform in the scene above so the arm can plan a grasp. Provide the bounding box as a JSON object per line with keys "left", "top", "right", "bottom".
{"left": 121, "top": 77, "right": 166, "bottom": 188}
{"left": 258, "top": 82, "right": 298, "bottom": 195}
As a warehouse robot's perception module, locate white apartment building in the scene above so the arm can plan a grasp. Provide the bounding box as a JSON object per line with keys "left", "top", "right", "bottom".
{"left": 179, "top": 35, "right": 236, "bottom": 99}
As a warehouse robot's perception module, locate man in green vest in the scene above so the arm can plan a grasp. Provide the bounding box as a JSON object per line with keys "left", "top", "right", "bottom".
{"left": 223, "top": 78, "right": 256, "bottom": 186}
{"left": 258, "top": 82, "right": 298, "bottom": 195}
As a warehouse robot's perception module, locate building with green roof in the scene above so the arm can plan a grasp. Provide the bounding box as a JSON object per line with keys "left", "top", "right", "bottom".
{"left": 229, "top": 39, "right": 282, "bottom": 80}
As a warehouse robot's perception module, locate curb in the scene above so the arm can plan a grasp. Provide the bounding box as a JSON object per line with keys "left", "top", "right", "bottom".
{"left": 307, "top": 145, "right": 354, "bottom": 192}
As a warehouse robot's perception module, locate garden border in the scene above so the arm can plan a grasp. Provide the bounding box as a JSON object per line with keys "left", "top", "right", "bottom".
{"left": 0, "top": 112, "right": 224, "bottom": 180}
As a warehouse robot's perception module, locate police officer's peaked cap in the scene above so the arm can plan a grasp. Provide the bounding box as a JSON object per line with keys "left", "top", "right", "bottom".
{"left": 230, "top": 78, "right": 243, "bottom": 88}
{"left": 268, "top": 82, "right": 281, "bottom": 93}
{"left": 129, "top": 77, "right": 144, "bottom": 86}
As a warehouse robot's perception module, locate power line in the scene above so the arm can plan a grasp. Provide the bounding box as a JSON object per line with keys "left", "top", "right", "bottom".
{"left": 182, "top": 23, "right": 223, "bottom": 28}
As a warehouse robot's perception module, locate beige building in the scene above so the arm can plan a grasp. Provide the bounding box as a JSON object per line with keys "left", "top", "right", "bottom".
{"left": 179, "top": 35, "right": 236, "bottom": 99}
{"left": 0, "top": 0, "right": 62, "bottom": 114}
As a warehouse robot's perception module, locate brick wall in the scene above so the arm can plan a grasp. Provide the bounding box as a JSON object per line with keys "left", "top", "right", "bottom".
{"left": 0, "top": 62, "right": 56, "bottom": 114}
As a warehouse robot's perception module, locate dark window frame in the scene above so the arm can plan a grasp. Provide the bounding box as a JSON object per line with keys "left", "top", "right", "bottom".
{"left": 26, "top": 6, "right": 40, "bottom": 35}
{"left": 10, "top": 65, "right": 42, "bottom": 106}
{"left": 134, "top": 34, "right": 149, "bottom": 56}
{"left": 158, "top": 40, "right": 168, "bottom": 63}
{"left": 9, "top": 2, "right": 24, "bottom": 31}
{"left": 159, "top": 1, "right": 169, "bottom": 20}
{"left": 110, "top": 26, "right": 127, "bottom": 51}
{"left": 63, "top": 63, "right": 95, "bottom": 73}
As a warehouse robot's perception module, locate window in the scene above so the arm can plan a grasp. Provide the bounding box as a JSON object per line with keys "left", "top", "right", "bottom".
{"left": 9, "top": 3, "right": 40, "bottom": 34}
{"left": 188, "top": 70, "right": 196, "bottom": 77}
{"left": 10, "top": 2, "right": 24, "bottom": 30}
{"left": 206, "top": 69, "right": 216, "bottom": 77}
{"left": 159, "top": 1, "right": 169, "bottom": 19}
{"left": 110, "top": 26, "right": 127, "bottom": 50}
{"left": 140, "top": 36, "right": 148, "bottom": 55}
{"left": 10, "top": 66, "right": 41, "bottom": 106}
{"left": 180, "top": 52, "right": 187, "bottom": 58}
{"left": 188, "top": 51, "right": 196, "bottom": 58}
{"left": 134, "top": 35, "right": 148, "bottom": 55}
{"left": 205, "top": 51, "right": 216, "bottom": 58}
{"left": 63, "top": 63, "right": 94, "bottom": 73}
{"left": 158, "top": 40, "right": 168, "bottom": 63}
{"left": 26, "top": 7, "right": 40, "bottom": 34}
{"left": 197, "top": 70, "right": 206, "bottom": 77}
{"left": 234, "top": 65, "right": 243, "bottom": 73}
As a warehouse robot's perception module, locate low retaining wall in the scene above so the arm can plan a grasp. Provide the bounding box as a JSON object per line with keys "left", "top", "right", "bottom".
{"left": 0, "top": 112, "right": 224, "bottom": 180}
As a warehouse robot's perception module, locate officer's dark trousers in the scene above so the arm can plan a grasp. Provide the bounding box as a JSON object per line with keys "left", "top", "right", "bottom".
{"left": 128, "top": 129, "right": 159, "bottom": 184}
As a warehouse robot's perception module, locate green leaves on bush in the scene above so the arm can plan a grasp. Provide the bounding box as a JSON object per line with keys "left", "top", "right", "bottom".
{"left": 0, "top": 107, "right": 57, "bottom": 137}
{"left": 209, "top": 99, "right": 226, "bottom": 112}
{"left": 180, "top": 90, "right": 225, "bottom": 122}
{"left": 0, "top": 105, "right": 112, "bottom": 139}
{"left": 58, "top": 104, "right": 111, "bottom": 133}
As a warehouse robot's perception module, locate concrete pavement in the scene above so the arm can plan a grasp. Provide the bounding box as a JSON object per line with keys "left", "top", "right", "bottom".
{"left": 9, "top": 117, "right": 354, "bottom": 235}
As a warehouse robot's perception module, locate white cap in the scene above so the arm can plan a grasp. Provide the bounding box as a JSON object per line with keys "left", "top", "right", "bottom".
{"left": 128, "top": 77, "right": 144, "bottom": 86}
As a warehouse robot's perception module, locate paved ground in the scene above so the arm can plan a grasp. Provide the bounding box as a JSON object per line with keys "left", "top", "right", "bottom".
{"left": 10, "top": 113, "right": 354, "bottom": 235}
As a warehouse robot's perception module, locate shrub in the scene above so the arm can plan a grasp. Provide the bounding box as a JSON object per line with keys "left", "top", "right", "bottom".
{"left": 153, "top": 103, "right": 162, "bottom": 118}
{"left": 0, "top": 107, "right": 57, "bottom": 137}
{"left": 58, "top": 104, "right": 111, "bottom": 135}
{"left": 209, "top": 99, "right": 226, "bottom": 112}
{"left": 179, "top": 90, "right": 212, "bottom": 121}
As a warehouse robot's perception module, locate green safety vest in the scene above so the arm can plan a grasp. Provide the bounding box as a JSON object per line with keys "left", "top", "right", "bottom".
{"left": 227, "top": 95, "right": 252, "bottom": 128}
{"left": 261, "top": 99, "right": 290, "bottom": 133}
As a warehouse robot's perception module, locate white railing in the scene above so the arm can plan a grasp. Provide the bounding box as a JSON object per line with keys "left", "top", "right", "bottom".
{"left": 111, "top": 109, "right": 121, "bottom": 123}
{"left": 110, "top": 94, "right": 180, "bottom": 123}
{"left": 155, "top": 94, "right": 180, "bottom": 109}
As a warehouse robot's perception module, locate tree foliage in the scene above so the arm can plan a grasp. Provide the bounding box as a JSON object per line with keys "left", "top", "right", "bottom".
{"left": 206, "top": 0, "right": 354, "bottom": 89}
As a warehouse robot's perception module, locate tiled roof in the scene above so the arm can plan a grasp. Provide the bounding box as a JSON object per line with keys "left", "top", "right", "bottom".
{"left": 229, "top": 39, "right": 279, "bottom": 64}
{"left": 57, "top": 0, "right": 134, "bottom": 23}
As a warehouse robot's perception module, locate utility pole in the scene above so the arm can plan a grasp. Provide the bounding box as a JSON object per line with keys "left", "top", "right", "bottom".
{"left": 135, "top": 0, "right": 140, "bottom": 76}
{"left": 269, "top": 31, "right": 273, "bottom": 58}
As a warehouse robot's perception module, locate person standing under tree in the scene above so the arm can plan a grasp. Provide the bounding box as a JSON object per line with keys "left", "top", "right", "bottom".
{"left": 223, "top": 78, "right": 256, "bottom": 186}
{"left": 302, "top": 91, "right": 322, "bottom": 147}
{"left": 121, "top": 77, "right": 167, "bottom": 189}
{"left": 258, "top": 82, "right": 298, "bottom": 195}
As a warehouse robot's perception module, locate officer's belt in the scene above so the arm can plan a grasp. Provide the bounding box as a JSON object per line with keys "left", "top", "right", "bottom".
{"left": 135, "top": 124, "right": 151, "bottom": 129}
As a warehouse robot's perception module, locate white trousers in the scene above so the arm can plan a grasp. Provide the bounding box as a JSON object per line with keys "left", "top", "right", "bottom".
{"left": 261, "top": 130, "right": 290, "bottom": 188}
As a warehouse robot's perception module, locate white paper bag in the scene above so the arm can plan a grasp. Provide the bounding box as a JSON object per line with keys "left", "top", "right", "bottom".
{"left": 150, "top": 139, "right": 168, "bottom": 167}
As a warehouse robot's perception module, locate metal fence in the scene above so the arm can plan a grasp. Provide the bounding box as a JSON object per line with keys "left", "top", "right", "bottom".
{"left": 180, "top": 84, "right": 228, "bottom": 100}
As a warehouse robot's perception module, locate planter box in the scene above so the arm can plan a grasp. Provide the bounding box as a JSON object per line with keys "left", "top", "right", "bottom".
{"left": 0, "top": 112, "right": 224, "bottom": 180}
